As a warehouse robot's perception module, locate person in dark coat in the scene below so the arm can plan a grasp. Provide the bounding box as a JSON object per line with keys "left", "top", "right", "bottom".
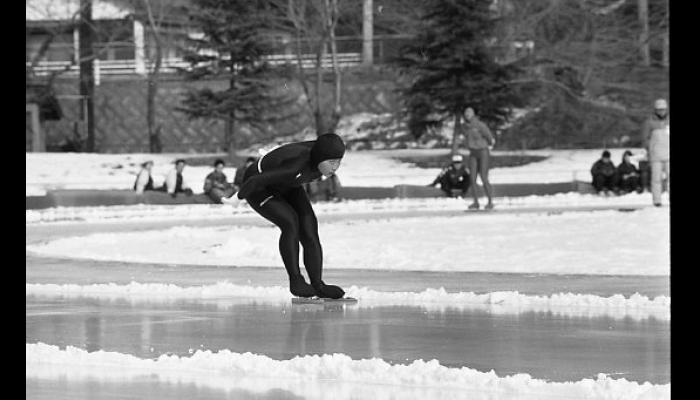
{"left": 203, "top": 159, "right": 235, "bottom": 203}
{"left": 429, "top": 154, "right": 471, "bottom": 197}
{"left": 590, "top": 150, "right": 618, "bottom": 194}
{"left": 617, "top": 150, "right": 643, "bottom": 194}
{"left": 233, "top": 157, "right": 257, "bottom": 191}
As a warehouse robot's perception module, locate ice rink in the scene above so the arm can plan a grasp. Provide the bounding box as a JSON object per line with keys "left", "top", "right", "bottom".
{"left": 26, "top": 205, "right": 669, "bottom": 399}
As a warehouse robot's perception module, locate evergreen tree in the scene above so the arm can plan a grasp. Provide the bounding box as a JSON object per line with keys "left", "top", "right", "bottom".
{"left": 178, "top": 0, "right": 293, "bottom": 157}
{"left": 395, "top": 0, "right": 521, "bottom": 154}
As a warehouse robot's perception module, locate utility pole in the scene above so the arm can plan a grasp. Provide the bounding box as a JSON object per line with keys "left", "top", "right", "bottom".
{"left": 362, "top": 0, "right": 373, "bottom": 66}
{"left": 79, "top": 0, "right": 96, "bottom": 152}
{"left": 638, "top": 0, "right": 650, "bottom": 67}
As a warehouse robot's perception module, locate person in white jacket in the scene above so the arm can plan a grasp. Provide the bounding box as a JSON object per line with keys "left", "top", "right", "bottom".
{"left": 641, "top": 98, "right": 670, "bottom": 206}
{"left": 133, "top": 161, "right": 155, "bottom": 194}
{"left": 164, "top": 159, "right": 193, "bottom": 198}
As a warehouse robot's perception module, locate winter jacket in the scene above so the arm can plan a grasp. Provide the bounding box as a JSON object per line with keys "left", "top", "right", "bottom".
{"left": 433, "top": 164, "right": 470, "bottom": 186}
{"left": 617, "top": 161, "right": 639, "bottom": 179}
{"left": 164, "top": 169, "right": 190, "bottom": 194}
{"left": 203, "top": 170, "right": 231, "bottom": 193}
{"left": 133, "top": 169, "right": 154, "bottom": 193}
{"left": 461, "top": 117, "right": 495, "bottom": 150}
{"left": 591, "top": 159, "right": 616, "bottom": 177}
{"left": 642, "top": 114, "right": 670, "bottom": 161}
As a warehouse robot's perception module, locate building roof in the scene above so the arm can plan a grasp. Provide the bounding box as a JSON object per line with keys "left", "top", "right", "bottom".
{"left": 26, "top": 0, "right": 133, "bottom": 21}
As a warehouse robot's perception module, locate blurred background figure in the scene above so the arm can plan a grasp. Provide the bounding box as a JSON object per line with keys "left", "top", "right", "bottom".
{"left": 133, "top": 160, "right": 155, "bottom": 194}
{"left": 203, "top": 158, "right": 235, "bottom": 203}
{"left": 234, "top": 157, "right": 257, "bottom": 192}
{"left": 305, "top": 174, "right": 342, "bottom": 202}
{"left": 642, "top": 98, "right": 670, "bottom": 206}
{"left": 462, "top": 107, "right": 495, "bottom": 209}
{"left": 429, "top": 154, "right": 471, "bottom": 198}
{"left": 164, "top": 159, "right": 193, "bottom": 198}
{"left": 617, "top": 150, "right": 643, "bottom": 194}
{"left": 590, "top": 150, "right": 618, "bottom": 195}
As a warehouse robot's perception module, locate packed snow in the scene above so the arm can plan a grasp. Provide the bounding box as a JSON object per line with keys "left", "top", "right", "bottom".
{"left": 26, "top": 343, "right": 669, "bottom": 400}
{"left": 26, "top": 281, "right": 670, "bottom": 321}
{"left": 26, "top": 147, "right": 644, "bottom": 196}
{"left": 26, "top": 191, "right": 666, "bottom": 224}
{"left": 28, "top": 208, "right": 669, "bottom": 276}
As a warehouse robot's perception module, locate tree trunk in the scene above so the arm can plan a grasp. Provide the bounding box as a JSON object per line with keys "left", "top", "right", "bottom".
{"left": 451, "top": 113, "right": 461, "bottom": 156}
{"left": 227, "top": 58, "right": 236, "bottom": 159}
{"left": 313, "top": 38, "right": 327, "bottom": 135}
{"left": 327, "top": 0, "right": 341, "bottom": 132}
{"left": 144, "top": 0, "right": 163, "bottom": 153}
{"left": 79, "top": 0, "right": 96, "bottom": 152}
{"left": 638, "top": 0, "right": 650, "bottom": 66}
{"left": 362, "top": 0, "right": 373, "bottom": 66}
{"left": 662, "top": 0, "right": 669, "bottom": 68}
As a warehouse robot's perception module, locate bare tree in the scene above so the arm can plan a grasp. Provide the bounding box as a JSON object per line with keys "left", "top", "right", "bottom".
{"left": 286, "top": 0, "right": 343, "bottom": 135}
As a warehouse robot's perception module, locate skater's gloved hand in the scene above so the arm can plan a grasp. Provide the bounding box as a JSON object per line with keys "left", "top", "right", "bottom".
{"left": 237, "top": 176, "right": 261, "bottom": 199}
{"left": 221, "top": 192, "right": 242, "bottom": 206}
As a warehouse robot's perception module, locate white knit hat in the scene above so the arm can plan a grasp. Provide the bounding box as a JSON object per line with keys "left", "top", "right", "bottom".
{"left": 451, "top": 154, "right": 463, "bottom": 163}
{"left": 654, "top": 98, "right": 668, "bottom": 109}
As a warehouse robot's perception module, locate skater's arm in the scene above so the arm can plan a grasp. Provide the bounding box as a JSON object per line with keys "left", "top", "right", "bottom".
{"left": 237, "top": 157, "right": 307, "bottom": 199}
{"left": 479, "top": 120, "right": 495, "bottom": 146}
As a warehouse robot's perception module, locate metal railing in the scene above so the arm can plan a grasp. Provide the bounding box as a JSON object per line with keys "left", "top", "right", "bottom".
{"left": 27, "top": 52, "right": 363, "bottom": 77}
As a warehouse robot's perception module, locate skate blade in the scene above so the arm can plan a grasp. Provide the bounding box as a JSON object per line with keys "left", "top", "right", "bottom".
{"left": 292, "top": 297, "right": 357, "bottom": 305}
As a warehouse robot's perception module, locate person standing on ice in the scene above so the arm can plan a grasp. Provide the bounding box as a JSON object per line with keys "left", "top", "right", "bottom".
{"left": 642, "top": 98, "right": 670, "bottom": 206}
{"left": 462, "top": 107, "right": 496, "bottom": 210}
{"left": 222, "top": 133, "right": 346, "bottom": 299}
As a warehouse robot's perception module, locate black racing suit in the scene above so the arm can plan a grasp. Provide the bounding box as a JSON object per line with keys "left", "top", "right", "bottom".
{"left": 237, "top": 142, "right": 344, "bottom": 299}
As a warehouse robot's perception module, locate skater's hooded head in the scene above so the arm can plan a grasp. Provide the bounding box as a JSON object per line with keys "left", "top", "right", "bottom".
{"left": 311, "top": 133, "right": 345, "bottom": 177}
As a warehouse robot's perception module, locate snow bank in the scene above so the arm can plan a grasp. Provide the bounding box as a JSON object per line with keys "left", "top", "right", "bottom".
{"left": 28, "top": 208, "right": 669, "bottom": 276}
{"left": 26, "top": 281, "right": 670, "bottom": 321}
{"left": 26, "top": 342, "right": 670, "bottom": 400}
{"left": 26, "top": 192, "right": 666, "bottom": 224}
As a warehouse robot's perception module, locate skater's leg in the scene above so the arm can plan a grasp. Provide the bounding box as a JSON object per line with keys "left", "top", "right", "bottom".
{"left": 663, "top": 161, "right": 670, "bottom": 196}
{"left": 651, "top": 160, "right": 663, "bottom": 205}
{"left": 247, "top": 192, "right": 315, "bottom": 297}
{"left": 478, "top": 149, "right": 494, "bottom": 208}
{"left": 468, "top": 152, "right": 480, "bottom": 208}
{"left": 285, "top": 187, "right": 345, "bottom": 299}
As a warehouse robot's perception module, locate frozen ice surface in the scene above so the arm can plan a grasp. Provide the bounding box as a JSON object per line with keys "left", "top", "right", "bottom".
{"left": 26, "top": 296, "right": 669, "bottom": 388}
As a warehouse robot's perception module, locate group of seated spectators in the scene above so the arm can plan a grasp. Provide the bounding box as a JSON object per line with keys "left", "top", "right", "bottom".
{"left": 134, "top": 158, "right": 194, "bottom": 197}
{"left": 590, "top": 150, "right": 649, "bottom": 195}
{"left": 133, "top": 156, "right": 342, "bottom": 203}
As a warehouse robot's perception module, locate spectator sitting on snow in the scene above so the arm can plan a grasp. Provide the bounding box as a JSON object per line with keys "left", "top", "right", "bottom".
{"left": 590, "top": 150, "right": 618, "bottom": 195}
{"left": 204, "top": 159, "right": 235, "bottom": 203}
{"left": 305, "top": 174, "right": 342, "bottom": 202}
{"left": 133, "top": 160, "right": 156, "bottom": 194}
{"left": 163, "top": 159, "right": 193, "bottom": 198}
{"left": 617, "top": 150, "right": 643, "bottom": 194}
{"left": 233, "top": 157, "right": 257, "bottom": 191}
{"left": 429, "top": 154, "right": 471, "bottom": 198}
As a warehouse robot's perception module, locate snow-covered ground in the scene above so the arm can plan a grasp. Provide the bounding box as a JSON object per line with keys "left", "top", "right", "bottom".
{"left": 26, "top": 191, "right": 667, "bottom": 224}
{"left": 26, "top": 147, "right": 643, "bottom": 196}
{"left": 26, "top": 343, "right": 669, "bottom": 400}
{"left": 27, "top": 207, "right": 668, "bottom": 276}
